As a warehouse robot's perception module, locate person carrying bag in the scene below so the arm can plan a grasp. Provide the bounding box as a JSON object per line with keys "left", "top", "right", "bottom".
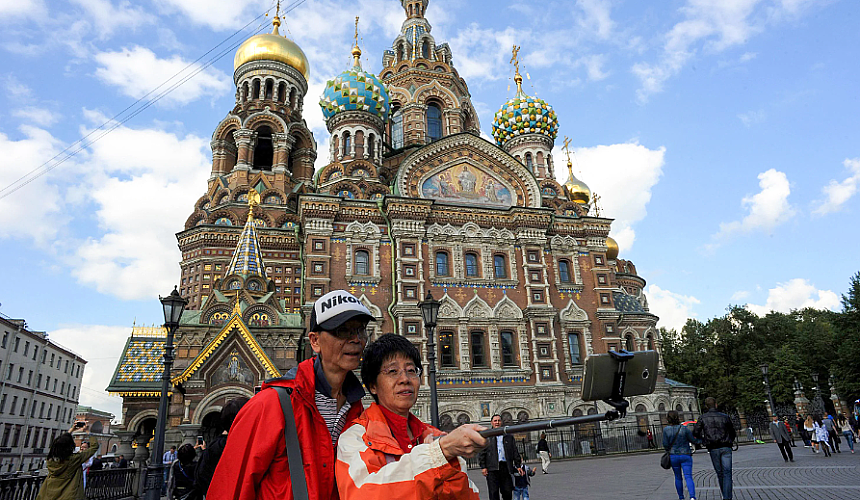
{"left": 663, "top": 411, "right": 699, "bottom": 500}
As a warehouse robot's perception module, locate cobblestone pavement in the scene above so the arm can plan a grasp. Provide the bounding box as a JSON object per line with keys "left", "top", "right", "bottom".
{"left": 466, "top": 443, "right": 860, "bottom": 500}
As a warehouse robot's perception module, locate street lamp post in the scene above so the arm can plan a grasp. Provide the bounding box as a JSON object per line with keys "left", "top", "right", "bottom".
{"left": 811, "top": 372, "right": 825, "bottom": 415}
{"left": 760, "top": 363, "right": 776, "bottom": 417}
{"left": 144, "top": 287, "right": 187, "bottom": 500}
{"left": 418, "top": 291, "right": 441, "bottom": 428}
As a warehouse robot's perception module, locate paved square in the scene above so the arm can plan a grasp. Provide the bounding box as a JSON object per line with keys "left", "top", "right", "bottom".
{"left": 466, "top": 443, "right": 860, "bottom": 499}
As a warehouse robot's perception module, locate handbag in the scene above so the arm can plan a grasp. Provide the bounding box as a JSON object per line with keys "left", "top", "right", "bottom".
{"left": 661, "top": 425, "right": 681, "bottom": 470}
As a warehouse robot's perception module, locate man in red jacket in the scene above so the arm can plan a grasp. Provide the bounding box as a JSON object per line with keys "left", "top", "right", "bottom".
{"left": 207, "top": 290, "right": 373, "bottom": 500}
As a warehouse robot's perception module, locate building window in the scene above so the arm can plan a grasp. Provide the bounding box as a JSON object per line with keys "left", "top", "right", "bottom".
{"left": 391, "top": 108, "right": 404, "bottom": 149}
{"left": 404, "top": 322, "right": 419, "bottom": 336}
{"left": 435, "top": 252, "right": 450, "bottom": 276}
{"left": 538, "top": 344, "right": 550, "bottom": 358}
{"left": 599, "top": 293, "right": 610, "bottom": 305}
{"left": 6, "top": 364, "right": 12, "bottom": 380}
{"left": 540, "top": 365, "right": 554, "bottom": 381}
{"left": 568, "top": 333, "right": 582, "bottom": 364}
{"left": 404, "top": 264, "right": 416, "bottom": 277}
{"left": 500, "top": 331, "right": 516, "bottom": 366}
{"left": 530, "top": 270, "right": 542, "bottom": 282}
{"left": 312, "top": 262, "right": 324, "bottom": 274}
{"left": 23, "top": 341, "right": 29, "bottom": 356}
{"left": 527, "top": 250, "right": 539, "bottom": 263}
{"left": 532, "top": 290, "right": 544, "bottom": 302}
{"left": 647, "top": 334, "right": 655, "bottom": 350}
{"left": 354, "top": 250, "right": 370, "bottom": 275}
{"left": 464, "top": 252, "right": 479, "bottom": 277}
{"left": 312, "top": 240, "right": 325, "bottom": 252}
{"left": 536, "top": 323, "right": 548, "bottom": 336}
{"left": 427, "top": 103, "right": 443, "bottom": 142}
{"left": 342, "top": 131, "right": 351, "bottom": 155}
{"left": 1, "top": 333, "right": 6, "bottom": 348}
{"left": 404, "top": 286, "right": 417, "bottom": 299}
{"left": 525, "top": 153, "right": 533, "bottom": 171}
{"left": 402, "top": 243, "right": 415, "bottom": 256}
{"left": 17, "top": 367, "right": 23, "bottom": 383}
{"left": 470, "top": 331, "right": 486, "bottom": 367}
{"left": 9, "top": 397, "right": 16, "bottom": 414}
{"left": 493, "top": 254, "right": 507, "bottom": 278}
{"left": 440, "top": 331, "right": 455, "bottom": 367}
{"left": 594, "top": 254, "right": 604, "bottom": 266}
{"left": 558, "top": 260, "right": 572, "bottom": 283}
{"left": 14, "top": 338, "right": 19, "bottom": 352}
{"left": 625, "top": 334, "right": 635, "bottom": 351}
{"left": 605, "top": 323, "right": 615, "bottom": 335}
{"left": 597, "top": 274, "right": 608, "bottom": 285}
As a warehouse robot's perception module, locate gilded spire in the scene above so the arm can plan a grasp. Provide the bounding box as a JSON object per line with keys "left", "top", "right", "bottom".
{"left": 562, "top": 136, "right": 572, "bottom": 167}
{"left": 352, "top": 16, "right": 362, "bottom": 67}
{"left": 272, "top": 0, "right": 282, "bottom": 35}
{"left": 511, "top": 44, "right": 524, "bottom": 95}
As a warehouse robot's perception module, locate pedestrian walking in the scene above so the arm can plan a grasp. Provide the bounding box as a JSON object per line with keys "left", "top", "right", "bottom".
{"left": 768, "top": 415, "right": 794, "bottom": 462}
{"left": 813, "top": 416, "right": 832, "bottom": 457}
{"left": 824, "top": 413, "right": 841, "bottom": 453}
{"left": 207, "top": 290, "right": 374, "bottom": 500}
{"left": 664, "top": 411, "right": 698, "bottom": 500}
{"left": 512, "top": 459, "right": 536, "bottom": 500}
{"left": 647, "top": 427, "right": 657, "bottom": 449}
{"left": 693, "top": 397, "right": 735, "bottom": 500}
{"left": 162, "top": 445, "right": 177, "bottom": 495}
{"left": 841, "top": 423, "right": 856, "bottom": 453}
{"left": 804, "top": 415, "right": 817, "bottom": 452}
{"left": 796, "top": 413, "right": 811, "bottom": 447}
{"left": 783, "top": 417, "right": 797, "bottom": 447}
{"left": 194, "top": 397, "right": 249, "bottom": 497}
{"left": 537, "top": 432, "right": 551, "bottom": 473}
{"left": 167, "top": 443, "right": 198, "bottom": 500}
{"left": 479, "top": 414, "right": 522, "bottom": 500}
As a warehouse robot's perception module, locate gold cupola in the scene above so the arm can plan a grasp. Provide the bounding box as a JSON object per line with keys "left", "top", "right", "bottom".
{"left": 606, "top": 236, "right": 619, "bottom": 261}
{"left": 563, "top": 159, "right": 591, "bottom": 204}
{"left": 234, "top": 7, "right": 310, "bottom": 80}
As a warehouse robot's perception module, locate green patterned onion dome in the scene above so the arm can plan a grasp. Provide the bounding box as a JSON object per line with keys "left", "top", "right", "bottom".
{"left": 319, "top": 61, "right": 389, "bottom": 121}
{"left": 492, "top": 93, "right": 559, "bottom": 147}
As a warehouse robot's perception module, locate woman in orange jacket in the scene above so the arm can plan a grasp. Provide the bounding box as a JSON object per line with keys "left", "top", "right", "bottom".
{"left": 336, "top": 334, "right": 487, "bottom": 500}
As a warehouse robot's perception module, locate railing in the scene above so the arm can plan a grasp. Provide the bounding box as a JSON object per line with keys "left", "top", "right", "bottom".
{"left": 0, "top": 475, "right": 44, "bottom": 500}
{"left": 86, "top": 468, "right": 138, "bottom": 500}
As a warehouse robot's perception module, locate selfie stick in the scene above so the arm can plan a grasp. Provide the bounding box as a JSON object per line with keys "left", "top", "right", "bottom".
{"left": 479, "top": 350, "right": 634, "bottom": 438}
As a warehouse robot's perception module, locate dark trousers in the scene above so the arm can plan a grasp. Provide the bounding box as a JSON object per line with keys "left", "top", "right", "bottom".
{"left": 708, "top": 447, "right": 732, "bottom": 500}
{"left": 776, "top": 439, "right": 794, "bottom": 461}
{"left": 487, "top": 462, "right": 514, "bottom": 500}
{"left": 828, "top": 431, "right": 841, "bottom": 452}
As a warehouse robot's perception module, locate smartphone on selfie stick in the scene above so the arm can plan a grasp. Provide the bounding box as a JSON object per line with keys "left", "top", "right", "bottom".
{"left": 479, "top": 350, "right": 659, "bottom": 438}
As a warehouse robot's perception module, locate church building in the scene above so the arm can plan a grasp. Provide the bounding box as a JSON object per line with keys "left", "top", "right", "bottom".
{"left": 108, "top": 0, "right": 696, "bottom": 454}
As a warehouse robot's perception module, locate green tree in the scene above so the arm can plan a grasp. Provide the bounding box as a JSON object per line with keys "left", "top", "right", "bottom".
{"left": 833, "top": 272, "right": 860, "bottom": 403}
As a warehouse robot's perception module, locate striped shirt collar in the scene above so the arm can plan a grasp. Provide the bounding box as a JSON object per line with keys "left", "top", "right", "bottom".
{"left": 312, "top": 355, "right": 365, "bottom": 403}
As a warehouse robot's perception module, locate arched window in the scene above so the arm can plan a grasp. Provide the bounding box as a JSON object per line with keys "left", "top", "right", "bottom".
{"left": 342, "top": 131, "right": 351, "bottom": 156}
{"left": 558, "top": 260, "right": 572, "bottom": 283}
{"left": 525, "top": 153, "right": 533, "bottom": 171}
{"left": 647, "top": 335, "right": 655, "bottom": 350}
{"left": 470, "top": 331, "right": 485, "bottom": 367}
{"left": 493, "top": 254, "right": 507, "bottom": 278}
{"left": 265, "top": 79, "right": 274, "bottom": 100}
{"left": 242, "top": 82, "right": 249, "bottom": 102}
{"left": 278, "top": 82, "right": 286, "bottom": 103}
{"left": 439, "top": 331, "right": 455, "bottom": 367}
{"left": 252, "top": 79, "right": 261, "bottom": 100}
{"left": 391, "top": 108, "right": 404, "bottom": 149}
{"left": 435, "top": 251, "right": 449, "bottom": 276}
{"left": 625, "top": 334, "right": 635, "bottom": 351}
{"left": 464, "top": 252, "right": 479, "bottom": 277}
{"left": 517, "top": 411, "right": 529, "bottom": 423}
{"left": 354, "top": 250, "right": 370, "bottom": 275}
{"left": 573, "top": 409, "right": 583, "bottom": 417}
{"left": 501, "top": 412, "right": 513, "bottom": 425}
{"left": 439, "top": 414, "right": 455, "bottom": 433}
{"left": 253, "top": 126, "right": 273, "bottom": 170}
{"left": 427, "top": 103, "right": 443, "bottom": 142}
{"left": 457, "top": 413, "right": 470, "bottom": 426}
{"left": 568, "top": 332, "right": 581, "bottom": 364}
{"left": 635, "top": 404, "right": 647, "bottom": 413}
{"left": 422, "top": 40, "right": 430, "bottom": 59}
{"left": 367, "top": 133, "right": 375, "bottom": 159}
{"left": 658, "top": 403, "right": 666, "bottom": 412}
{"left": 500, "top": 331, "right": 516, "bottom": 366}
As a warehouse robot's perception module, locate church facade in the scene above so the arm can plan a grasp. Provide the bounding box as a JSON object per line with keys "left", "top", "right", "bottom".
{"left": 108, "top": 0, "right": 696, "bottom": 453}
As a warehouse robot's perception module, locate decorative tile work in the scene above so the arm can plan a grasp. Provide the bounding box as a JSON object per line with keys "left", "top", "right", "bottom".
{"left": 320, "top": 61, "right": 390, "bottom": 120}
{"left": 114, "top": 340, "right": 165, "bottom": 383}
{"left": 492, "top": 92, "right": 559, "bottom": 147}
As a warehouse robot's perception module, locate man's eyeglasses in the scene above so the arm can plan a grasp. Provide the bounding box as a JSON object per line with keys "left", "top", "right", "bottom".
{"left": 329, "top": 325, "right": 368, "bottom": 340}
{"left": 381, "top": 366, "right": 422, "bottom": 379}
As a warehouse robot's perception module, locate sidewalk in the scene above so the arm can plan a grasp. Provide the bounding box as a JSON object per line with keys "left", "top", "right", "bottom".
{"left": 465, "top": 443, "right": 860, "bottom": 499}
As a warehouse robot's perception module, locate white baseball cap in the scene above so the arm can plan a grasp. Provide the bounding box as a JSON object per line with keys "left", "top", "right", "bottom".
{"left": 309, "top": 290, "right": 374, "bottom": 332}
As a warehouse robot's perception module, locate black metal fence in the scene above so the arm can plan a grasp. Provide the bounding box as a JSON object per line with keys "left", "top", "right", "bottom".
{"left": 0, "top": 468, "right": 137, "bottom": 500}
{"left": 465, "top": 420, "right": 778, "bottom": 469}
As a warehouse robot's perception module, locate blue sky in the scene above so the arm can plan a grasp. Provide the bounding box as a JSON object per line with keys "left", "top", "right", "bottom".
{"left": 0, "top": 0, "right": 857, "bottom": 419}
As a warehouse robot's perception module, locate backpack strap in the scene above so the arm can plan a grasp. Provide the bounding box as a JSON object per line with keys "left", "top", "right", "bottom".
{"left": 273, "top": 386, "right": 309, "bottom": 500}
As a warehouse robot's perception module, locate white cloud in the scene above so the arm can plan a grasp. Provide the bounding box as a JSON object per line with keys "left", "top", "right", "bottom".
{"left": 49, "top": 324, "right": 129, "bottom": 421}
{"left": 738, "top": 109, "right": 766, "bottom": 127}
{"left": 69, "top": 122, "right": 211, "bottom": 300}
{"left": 713, "top": 168, "right": 794, "bottom": 239}
{"left": 739, "top": 51, "right": 757, "bottom": 62}
{"left": 447, "top": 23, "right": 525, "bottom": 82}
{"left": 730, "top": 290, "right": 750, "bottom": 302}
{"left": 577, "top": 0, "right": 615, "bottom": 39}
{"left": 631, "top": 0, "right": 818, "bottom": 102}
{"left": 13, "top": 106, "right": 61, "bottom": 127}
{"left": 553, "top": 142, "right": 665, "bottom": 252}
{"left": 646, "top": 284, "right": 700, "bottom": 332}
{"left": 94, "top": 46, "right": 231, "bottom": 106}
{"left": 3, "top": 75, "right": 33, "bottom": 99}
{"left": 0, "top": 0, "right": 44, "bottom": 18}
{"left": 745, "top": 278, "right": 840, "bottom": 315}
{"left": 813, "top": 158, "right": 860, "bottom": 216}
{"left": 0, "top": 126, "right": 69, "bottom": 244}
{"left": 577, "top": 54, "right": 610, "bottom": 81}
{"left": 71, "top": 0, "right": 155, "bottom": 38}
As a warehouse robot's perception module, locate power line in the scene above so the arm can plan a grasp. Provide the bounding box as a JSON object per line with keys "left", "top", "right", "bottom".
{"left": 0, "top": 0, "right": 307, "bottom": 201}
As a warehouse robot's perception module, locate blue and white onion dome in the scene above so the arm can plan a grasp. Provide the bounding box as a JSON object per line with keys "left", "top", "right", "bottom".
{"left": 319, "top": 45, "right": 390, "bottom": 121}
{"left": 492, "top": 74, "right": 558, "bottom": 148}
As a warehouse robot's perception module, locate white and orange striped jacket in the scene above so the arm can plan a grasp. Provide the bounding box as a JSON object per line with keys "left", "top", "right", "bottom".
{"left": 336, "top": 403, "right": 480, "bottom": 500}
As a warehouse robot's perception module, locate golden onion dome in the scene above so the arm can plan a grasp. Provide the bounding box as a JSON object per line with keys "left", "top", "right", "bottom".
{"left": 563, "top": 160, "right": 591, "bottom": 204}
{"left": 606, "top": 236, "right": 619, "bottom": 261}
{"left": 234, "top": 15, "right": 310, "bottom": 80}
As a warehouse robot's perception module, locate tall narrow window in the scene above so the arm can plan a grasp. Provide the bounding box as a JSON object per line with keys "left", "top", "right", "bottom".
{"left": 265, "top": 79, "right": 274, "bottom": 100}
{"left": 493, "top": 254, "right": 507, "bottom": 278}
{"left": 525, "top": 153, "right": 533, "bottom": 171}
{"left": 343, "top": 131, "right": 351, "bottom": 155}
{"left": 368, "top": 133, "right": 375, "bottom": 159}
{"left": 354, "top": 250, "right": 370, "bottom": 275}
{"left": 647, "top": 335, "right": 655, "bottom": 350}
{"left": 464, "top": 252, "right": 479, "bottom": 277}
{"left": 439, "top": 331, "right": 454, "bottom": 367}
{"left": 422, "top": 40, "right": 430, "bottom": 59}
{"left": 558, "top": 260, "right": 572, "bottom": 283}
{"left": 470, "top": 331, "right": 486, "bottom": 367}
{"left": 427, "top": 104, "right": 442, "bottom": 142}
{"left": 500, "top": 331, "right": 516, "bottom": 366}
{"left": 391, "top": 109, "right": 404, "bottom": 149}
{"left": 625, "top": 334, "right": 635, "bottom": 351}
{"left": 252, "top": 126, "right": 273, "bottom": 170}
{"left": 568, "top": 333, "right": 581, "bottom": 364}
{"left": 435, "top": 252, "right": 449, "bottom": 276}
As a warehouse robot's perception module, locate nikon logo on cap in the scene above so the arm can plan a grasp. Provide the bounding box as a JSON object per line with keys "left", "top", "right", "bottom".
{"left": 310, "top": 290, "right": 373, "bottom": 332}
